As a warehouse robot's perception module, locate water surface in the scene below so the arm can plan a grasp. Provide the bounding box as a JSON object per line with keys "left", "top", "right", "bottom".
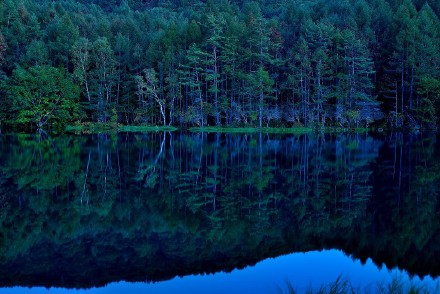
{"left": 0, "top": 132, "right": 439, "bottom": 292}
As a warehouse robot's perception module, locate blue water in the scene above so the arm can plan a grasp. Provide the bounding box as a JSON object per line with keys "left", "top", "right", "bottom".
{"left": 1, "top": 133, "right": 440, "bottom": 293}
{"left": 1, "top": 250, "right": 437, "bottom": 294}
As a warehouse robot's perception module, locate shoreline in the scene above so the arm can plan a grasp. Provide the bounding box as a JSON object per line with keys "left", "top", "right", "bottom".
{"left": 64, "top": 124, "right": 378, "bottom": 134}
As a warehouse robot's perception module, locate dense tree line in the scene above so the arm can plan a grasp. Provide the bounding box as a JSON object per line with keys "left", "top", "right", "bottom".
{"left": 0, "top": 0, "right": 439, "bottom": 132}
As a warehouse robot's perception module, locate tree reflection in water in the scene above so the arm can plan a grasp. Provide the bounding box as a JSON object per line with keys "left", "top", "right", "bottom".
{"left": 0, "top": 132, "right": 439, "bottom": 289}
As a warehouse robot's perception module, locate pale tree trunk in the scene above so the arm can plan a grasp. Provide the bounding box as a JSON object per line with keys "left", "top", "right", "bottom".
{"left": 213, "top": 46, "right": 220, "bottom": 126}
{"left": 159, "top": 101, "right": 166, "bottom": 127}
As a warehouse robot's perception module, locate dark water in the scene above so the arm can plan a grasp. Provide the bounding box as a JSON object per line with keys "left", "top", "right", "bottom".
{"left": 0, "top": 132, "right": 440, "bottom": 292}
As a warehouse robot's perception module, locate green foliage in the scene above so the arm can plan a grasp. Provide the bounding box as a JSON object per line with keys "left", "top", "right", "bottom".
{"left": 8, "top": 65, "right": 80, "bottom": 131}
{"left": 0, "top": 0, "right": 439, "bottom": 130}
{"left": 416, "top": 77, "right": 440, "bottom": 126}
{"left": 23, "top": 40, "right": 49, "bottom": 66}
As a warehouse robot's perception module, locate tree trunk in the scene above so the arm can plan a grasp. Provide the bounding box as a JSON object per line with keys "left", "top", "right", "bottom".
{"left": 213, "top": 46, "right": 220, "bottom": 126}
{"left": 409, "top": 65, "right": 414, "bottom": 114}
{"left": 259, "top": 80, "right": 263, "bottom": 129}
{"left": 159, "top": 102, "right": 166, "bottom": 127}
{"left": 401, "top": 58, "right": 405, "bottom": 114}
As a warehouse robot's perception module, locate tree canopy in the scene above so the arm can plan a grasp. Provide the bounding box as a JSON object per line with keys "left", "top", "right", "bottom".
{"left": 0, "top": 0, "right": 439, "bottom": 131}
{"left": 7, "top": 65, "right": 80, "bottom": 132}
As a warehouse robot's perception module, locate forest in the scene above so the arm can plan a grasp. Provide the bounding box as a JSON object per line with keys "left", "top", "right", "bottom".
{"left": 0, "top": 0, "right": 440, "bottom": 132}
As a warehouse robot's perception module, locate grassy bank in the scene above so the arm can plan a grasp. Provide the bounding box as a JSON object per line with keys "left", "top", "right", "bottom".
{"left": 118, "top": 125, "right": 178, "bottom": 132}
{"left": 66, "top": 123, "right": 178, "bottom": 134}
{"left": 66, "top": 124, "right": 376, "bottom": 135}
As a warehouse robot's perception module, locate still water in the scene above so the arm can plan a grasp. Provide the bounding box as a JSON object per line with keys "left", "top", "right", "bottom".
{"left": 0, "top": 132, "right": 439, "bottom": 293}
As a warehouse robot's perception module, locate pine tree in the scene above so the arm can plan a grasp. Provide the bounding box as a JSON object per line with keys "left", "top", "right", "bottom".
{"left": 91, "top": 37, "right": 116, "bottom": 122}
{"left": 114, "top": 33, "right": 131, "bottom": 108}
{"left": 160, "top": 22, "right": 182, "bottom": 126}
{"left": 304, "top": 20, "right": 335, "bottom": 126}
{"left": 179, "top": 44, "right": 208, "bottom": 126}
{"left": 391, "top": 0, "right": 418, "bottom": 118}
{"left": 245, "top": 4, "right": 276, "bottom": 128}
{"left": 47, "top": 14, "right": 79, "bottom": 72}
{"left": 343, "top": 32, "right": 378, "bottom": 127}
{"left": 205, "top": 13, "right": 225, "bottom": 126}
{"left": 292, "top": 38, "right": 312, "bottom": 126}
{"left": 414, "top": 4, "right": 440, "bottom": 126}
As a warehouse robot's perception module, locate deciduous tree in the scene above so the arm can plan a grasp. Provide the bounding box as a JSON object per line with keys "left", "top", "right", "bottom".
{"left": 8, "top": 65, "right": 80, "bottom": 131}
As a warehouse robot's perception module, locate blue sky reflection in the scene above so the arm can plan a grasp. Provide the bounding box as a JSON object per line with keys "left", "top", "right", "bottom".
{"left": 1, "top": 250, "right": 437, "bottom": 294}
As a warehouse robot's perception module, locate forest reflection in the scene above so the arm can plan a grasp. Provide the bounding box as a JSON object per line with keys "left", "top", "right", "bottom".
{"left": 0, "top": 132, "right": 439, "bottom": 289}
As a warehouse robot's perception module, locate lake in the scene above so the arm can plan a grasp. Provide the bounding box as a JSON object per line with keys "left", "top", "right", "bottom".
{"left": 0, "top": 132, "right": 439, "bottom": 293}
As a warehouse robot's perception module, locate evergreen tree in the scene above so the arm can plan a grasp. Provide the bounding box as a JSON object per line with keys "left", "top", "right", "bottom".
{"left": 391, "top": 0, "right": 418, "bottom": 117}
{"left": 304, "top": 20, "right": 335, "bottom": 126}
{"left": 91, "top": 37, "right": 116, "bottom": 122}
{"left": 0, "top": 0, "right": 439, "bottom": 130}
{"left": 205, "top": 14, "right": 225, "bottom": 126}
{"left": 342, "top": 30, "right": 377, "bottom": 127}
{"left": 245, "top": 4, "right": 276, "bottom": 128}
{"left": 179, "top": 44, "right": 208, "bottom": 126}
{"left": 413, "top": 4, "right": 440, "bottom": 126}
{"left": 46, "top": 14, "right": 79, "bottom": 71}
{"left": 23, "top": 40, "right": 49, "bottom": 66}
